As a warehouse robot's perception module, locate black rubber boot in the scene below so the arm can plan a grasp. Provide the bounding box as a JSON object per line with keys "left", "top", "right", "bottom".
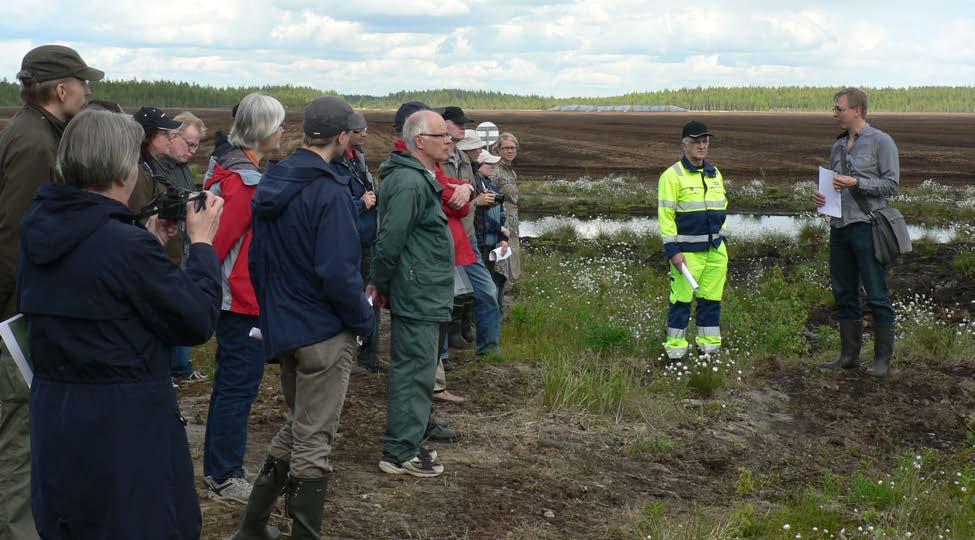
{"left": 820, "top": 319, "right": 862, "bottom": 370}
{"left": 460, "top": 299, "right": 475, "bottom": 344}
{"left": 448, "top": 307, "right": 473, "bottom": 350}
{"left": 285, "top": 476, "right": 328, "bottom": 540}
{"left": 232, "top": 456, "right": 289, "bottom": 540}
{"left": 866, "top": 323, "right": 894, "bottom": 378}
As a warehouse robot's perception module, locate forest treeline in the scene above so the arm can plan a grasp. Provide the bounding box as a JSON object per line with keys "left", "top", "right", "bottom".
{"left": 0, "top": 80, "right": 972, "bottom": 112}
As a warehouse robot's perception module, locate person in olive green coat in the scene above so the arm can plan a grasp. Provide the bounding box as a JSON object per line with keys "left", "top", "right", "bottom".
{"left": 0, "top": 44, "right": 102, "bottom": 540}
{"left": 368, "top": 110, "right": 454, "bottom": 478}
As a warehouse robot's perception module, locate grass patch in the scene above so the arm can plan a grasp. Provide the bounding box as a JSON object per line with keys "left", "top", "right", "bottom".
{"left": 540, "top": 353, "right": 634, "bottom": 417}
{"left": 626, "top": 433, "right": 676, "bottom": 459}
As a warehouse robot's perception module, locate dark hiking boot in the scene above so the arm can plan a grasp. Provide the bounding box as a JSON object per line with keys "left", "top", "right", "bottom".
{"left": 232, "top": 456, "right": 289, "bottom": 540}
{"left": 356, "top": 353, "right": 388, "bottom": 374}
{"left": 285, "top": 476, "right": 328, "bottom": 540}
{"left": 461, "top": 301, "right": 476, "bottom": 344}
{"left": 819, "top": 320, "right": 863, "bottom": 370}
{"left": 866, "top": 324, "right": 894, "bottom": 378}
{"left": 424, "top": 418, "right": 463, "bottom": 443}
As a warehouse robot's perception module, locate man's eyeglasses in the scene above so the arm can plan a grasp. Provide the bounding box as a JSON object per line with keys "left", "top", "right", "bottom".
{"left": 175, "top": 133, "right": 200, "bottom": 151}
{"left": 832, "top": 105, "right": 855, "bottom": 114}
{"left": 419, "top": 133, "right": 452, "bottom": 141}
{"left": 353, "top": 128, "right": 367, "bottom": 134}
{"left": 500, "top": 145, "right": 517, "bottom": 151}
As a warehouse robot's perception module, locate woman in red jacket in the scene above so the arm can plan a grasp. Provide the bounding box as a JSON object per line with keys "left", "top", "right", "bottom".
{"left": 201, "top": 92, "right": 285, "bottom": 503}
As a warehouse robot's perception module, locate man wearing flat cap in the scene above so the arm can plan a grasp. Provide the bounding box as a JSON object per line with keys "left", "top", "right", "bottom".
{"left": 239, "top": 96, "right": 375, "bottom": 539}
{"left": 657, "top": 121, "right": 729, "bottom": 362}
{"left": 0, "top": 44, "right": 103, "bottom": 540}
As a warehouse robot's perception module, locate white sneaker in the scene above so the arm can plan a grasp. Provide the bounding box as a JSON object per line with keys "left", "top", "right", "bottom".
{"left": 204, "top": 476, "right": 252, "bottom": 504}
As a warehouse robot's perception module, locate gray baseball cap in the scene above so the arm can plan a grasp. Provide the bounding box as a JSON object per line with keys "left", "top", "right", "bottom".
{"left": 304, "top": 96, "right": 353, "bottom": 138}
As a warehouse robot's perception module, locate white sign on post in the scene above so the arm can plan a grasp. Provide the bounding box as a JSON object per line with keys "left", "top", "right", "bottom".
{"left": 476, "top": 121, "right": 499, "bottom": 147}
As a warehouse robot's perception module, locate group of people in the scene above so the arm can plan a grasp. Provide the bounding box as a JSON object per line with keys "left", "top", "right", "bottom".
{"left": 0, "top": 44, "right": 900, "bottom": 540}
{"left": 0, "top": 45, "right": 524, "bottom": 539}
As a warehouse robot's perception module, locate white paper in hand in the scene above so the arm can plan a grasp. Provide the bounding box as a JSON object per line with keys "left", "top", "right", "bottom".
{"left": 248, "top": 327, "right": 263, "bottom": 341}
{"left": 680, "top": 263, "right": 699, "bottom": 291}
{"left": 817, "top": 166, "right": 842, "bottom": 218}
{"left": 489, "top": 246, "right": 511, "bottom": 262}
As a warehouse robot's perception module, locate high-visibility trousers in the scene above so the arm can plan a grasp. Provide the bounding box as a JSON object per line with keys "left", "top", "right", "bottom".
{"left": 664, "top": 242, "right": 728, "bottom": 359}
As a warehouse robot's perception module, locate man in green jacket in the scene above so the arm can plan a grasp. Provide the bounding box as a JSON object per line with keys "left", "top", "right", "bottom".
{"left": 0, "top": 44, "right": 102, "bottom": 540}
{"left": 368, "top": 110, "right": 454, "bottom": 478}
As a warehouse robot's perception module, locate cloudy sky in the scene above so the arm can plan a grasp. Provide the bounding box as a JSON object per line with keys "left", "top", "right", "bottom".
{"left": 1, "top": 0, "right": 972, "bottom": 97}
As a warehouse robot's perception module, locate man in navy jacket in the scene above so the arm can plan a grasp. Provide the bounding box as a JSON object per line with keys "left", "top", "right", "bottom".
{"left": 239, "top": 96, "right": 374, "bottom": 539}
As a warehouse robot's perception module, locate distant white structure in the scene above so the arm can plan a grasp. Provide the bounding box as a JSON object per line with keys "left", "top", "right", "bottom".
{"left": 547, "top": 104, "right": 687, "bottom": 112}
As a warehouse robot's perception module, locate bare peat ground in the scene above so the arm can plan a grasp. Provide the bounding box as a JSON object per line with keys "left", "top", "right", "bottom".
{"left": 3, "top": 108, "right": 974, "bottom": 186}
{"left": 176, "top": 244, "right": 975, "bottom": 539}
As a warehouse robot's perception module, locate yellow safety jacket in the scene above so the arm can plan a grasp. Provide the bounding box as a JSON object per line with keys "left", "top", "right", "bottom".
{"left": 657, "top": 157, "right": 728, "bottom": 258}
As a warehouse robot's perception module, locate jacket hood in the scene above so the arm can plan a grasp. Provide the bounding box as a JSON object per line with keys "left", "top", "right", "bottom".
{"left": 253, "top": 149, "right": 346, "bottom": 219}
{"left": 21, "top": 183, "right": 134, "bottom": 265}
{"left": 204, "top": 147, "right": 263, "bottom": 189}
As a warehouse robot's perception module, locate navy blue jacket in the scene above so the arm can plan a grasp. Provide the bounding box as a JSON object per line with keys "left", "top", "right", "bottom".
{"left": 17, "top": 183, "right": 221, "bottom": 538}
{"left": 250, "top": 148, "right": 375, "bottom": 360}
{"left": 337, "top": 149, "right": 378, "bottom": 245}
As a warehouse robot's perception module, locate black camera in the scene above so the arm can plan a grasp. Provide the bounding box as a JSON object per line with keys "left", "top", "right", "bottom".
{"left": 493, "top": 193, "right": 506, "bottom": 205}
{"left": 138, "top": 180, "right": 207, "bottom": 221}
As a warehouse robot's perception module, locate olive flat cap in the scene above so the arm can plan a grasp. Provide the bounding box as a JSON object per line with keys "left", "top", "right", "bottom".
{"left": 17, "top": 45, "right": 104, "bottom": 84}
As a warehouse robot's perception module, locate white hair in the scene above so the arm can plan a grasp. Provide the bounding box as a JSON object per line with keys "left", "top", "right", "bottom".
{"left": 403, "top": 111, "right": 434, "bottom": 154}
{"left": 229, "top": 93, "right": 285, "bottom": 148}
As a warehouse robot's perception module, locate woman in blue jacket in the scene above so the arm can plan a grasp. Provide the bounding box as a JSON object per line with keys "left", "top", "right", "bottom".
{"left": 16, "top": 109, "right": 225, "bottom": 539}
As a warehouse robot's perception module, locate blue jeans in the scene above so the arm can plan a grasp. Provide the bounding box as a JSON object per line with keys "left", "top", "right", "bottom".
{"left": 203, "top": 311, "right": 266, "bottom": 482}
{"left": 463, "top": 260, "right": 501, "bottom": 355}
{"left": 170, "top": 346, "right": 193, "bottom": 377}
{"left": 829, "top": 222, "right": 895, "bottom": 325}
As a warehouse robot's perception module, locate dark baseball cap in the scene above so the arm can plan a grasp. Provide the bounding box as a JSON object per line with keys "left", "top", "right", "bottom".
{"left": 350, "top": 111, "right": 367, "bottom": 131}
{"left": 133, "top": 107, "right": 182, "bottom": 133}
{"left": 17, "top": 45, "right": 104, "bottom": 84}
{"left": 394, "top": 101, "right": 430, "bottom": 132}
{"left": 304, "top": 96, "right": 353, "bottom": 138}
{"left": 682, "top": 121, "right": 713, "bottom": 139}
{"left": 440, "top": 106, "right": 472, "bottom": 124}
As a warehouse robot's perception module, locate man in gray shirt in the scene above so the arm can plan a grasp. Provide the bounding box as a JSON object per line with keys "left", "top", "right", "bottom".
{"left": 813, "top": 87, "right": 899, "bottom": 377}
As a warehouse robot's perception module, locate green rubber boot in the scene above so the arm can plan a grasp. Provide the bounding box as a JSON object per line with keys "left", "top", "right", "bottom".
{"left": 285, "top": 476, "right": 328, "bottom": 540}
{"left": 819, "top": 319, "right": 862, "bottom": 370}
{"left": 232, "top": 456, "right": 289, "bottom": 540}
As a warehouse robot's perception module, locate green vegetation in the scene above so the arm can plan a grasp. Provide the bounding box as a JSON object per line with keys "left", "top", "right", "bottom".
{"left": 1, "top": 80, "right": 973, "bottom": 111}
{"left": 519, "top": 176, "right": 975, "bottom": 226}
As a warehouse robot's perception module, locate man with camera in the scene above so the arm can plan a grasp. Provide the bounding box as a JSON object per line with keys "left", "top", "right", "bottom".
{"left": 236, "top": 96, "right": 375, "bottom": 539}
{"left": 0, "top": 44, "right": 103, "bottom": 540}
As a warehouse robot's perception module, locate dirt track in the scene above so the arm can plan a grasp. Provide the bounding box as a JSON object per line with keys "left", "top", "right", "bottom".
{"left": 3, "top": 108, "right": 973, "bottom": 186}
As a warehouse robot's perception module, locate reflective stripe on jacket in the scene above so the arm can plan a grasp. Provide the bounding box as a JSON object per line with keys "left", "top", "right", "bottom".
{"left": 657, "top": 158, "right": 728, "bottom": 258}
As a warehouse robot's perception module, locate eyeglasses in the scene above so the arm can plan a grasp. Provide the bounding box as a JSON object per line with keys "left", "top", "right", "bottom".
{"left": 832, "top": 105, "right": 855, "bottom": 114}
{"left": 175, "top": 133, "right": 200, "bottom": 151}
{"left": 353, "top": 128, "right": 368, "bottom": 134}
{"left": 687, "top": 137, "right": 710, "bottom": 145}
{"left": 419, "top": 133, "right": 452, "bottom": 141}
{"left": 500, "top": 145, "right": 517, "bottom": 151}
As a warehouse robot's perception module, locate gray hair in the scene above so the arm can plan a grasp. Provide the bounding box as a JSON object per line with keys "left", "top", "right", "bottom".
{"left": 56, "top": 109, "right": 143, "bottom": 192}
{"left": 229, "top": 93, "right": 285, "bottom": 148}
{"left": 174, "top": 111, "right": 207, "bottom": 137}
{"left": 402, "top": 111, "right": 432, "bottom": 154}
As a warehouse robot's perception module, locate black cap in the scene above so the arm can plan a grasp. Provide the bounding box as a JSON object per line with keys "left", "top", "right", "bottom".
{"left": 349, "top": 111, "right": 367, "bottom": 131}
{"left": 133, "top": 107, "right": 181, "bottom": 133}
{"left": 394, "top": 101, "right": 430, "bottom": 132}
{"left": 17, "top": 45, "right": 105, "bottom": 84}
{"left": 440, "top": 106, "right": 472, "bottom": 124}
{"left": 304, "top": 96, "right": 353, "bottom": 138}
{"left": 682, "top": 121, "right": 713, "bottom": 139}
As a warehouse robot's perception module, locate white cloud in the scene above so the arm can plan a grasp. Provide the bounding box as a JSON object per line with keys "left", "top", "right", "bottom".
{"left": 0, "top": 1, "right": 971, "bottom": 96}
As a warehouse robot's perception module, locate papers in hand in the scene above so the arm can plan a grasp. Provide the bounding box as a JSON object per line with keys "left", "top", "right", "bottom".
{"left": 249, "top": 327, "right": 263, "bottom": 341}
{"left": 680, "top": 263, "right": 699, "bottom": 291}
{"left": 0, "top": 314, "right": 32, "bottom": 387}
{"left": 817, "top": 166, "right": 842, "bottom": 218}
{"left": 489, "top": 246, "right": 511, "bottom": 262}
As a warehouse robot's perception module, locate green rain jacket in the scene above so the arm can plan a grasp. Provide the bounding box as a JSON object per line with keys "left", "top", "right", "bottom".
{"left": 371, "top": 151, "right": 454, "bottom": 322}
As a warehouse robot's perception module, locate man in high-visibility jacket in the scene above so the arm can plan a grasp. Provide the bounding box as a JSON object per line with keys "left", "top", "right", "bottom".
{"left": 657, "top": 121, "right": 729, "bottom": 360}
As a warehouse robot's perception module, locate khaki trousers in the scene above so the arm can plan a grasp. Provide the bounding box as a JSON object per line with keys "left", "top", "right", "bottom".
{"left": 268, "top": 332, "right": 357, "bottom": 479}
{"left": 0, "top": 343, "right": 39, "bottom": 539}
